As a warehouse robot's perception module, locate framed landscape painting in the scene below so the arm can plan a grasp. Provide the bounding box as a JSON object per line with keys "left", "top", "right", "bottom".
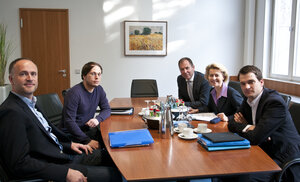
{"left": 124, "top": 21, "right": 167, "bottom": 56}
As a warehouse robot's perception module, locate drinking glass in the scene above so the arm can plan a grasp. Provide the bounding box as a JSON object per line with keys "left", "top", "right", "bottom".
{"left": 145, "top": 100, "right": 150, "bottom": 116}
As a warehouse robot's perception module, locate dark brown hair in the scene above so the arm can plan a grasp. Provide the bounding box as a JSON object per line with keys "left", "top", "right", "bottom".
{"left": 238, "top": 65, "right": 263, "bottom": 81}
{"left": 81, "top": 62, "right": 102, "bottom": 80}
{"left": 178, "top": 57, "right": 194, "bottom": 67}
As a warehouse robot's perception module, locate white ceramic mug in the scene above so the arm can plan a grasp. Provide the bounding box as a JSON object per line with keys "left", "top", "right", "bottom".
{"left": 197, "top": 123, "right": 208, "bottom": 132}
{"left": 183, "top": 128, "right": 193, "bottom": 137}
{"left": 178, "top": 123, "right": 187, "bottom": 132}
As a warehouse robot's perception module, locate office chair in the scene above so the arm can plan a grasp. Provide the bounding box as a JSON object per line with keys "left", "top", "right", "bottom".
{"left": 130, "top": 79, "right": 158, "bottom": 98}
{"left": 289, "top": 102, "right": 300, "bottom": 134}
{"left": 36, "top": 93, "right": 63, "bottom": 127}
{"left": 62, "top": 88, "right": 70, "bottom": 98}
{"left": 228, "top": 80, "right": 244, "bottom": 97}
{"left": 279, "top": 93, "right": 292, "bottom": 108}
{"left": 276, "top": 156, "right": 300, "bottom": 182}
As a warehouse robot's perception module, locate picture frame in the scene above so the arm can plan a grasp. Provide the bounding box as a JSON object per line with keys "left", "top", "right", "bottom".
{"left": 124, "top": 20, "right": 167, "bottom": 56}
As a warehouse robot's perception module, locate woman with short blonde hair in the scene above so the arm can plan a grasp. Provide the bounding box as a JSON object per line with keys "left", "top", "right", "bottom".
{"left": 189, "top": 63, "right": 243, "bottom": 122}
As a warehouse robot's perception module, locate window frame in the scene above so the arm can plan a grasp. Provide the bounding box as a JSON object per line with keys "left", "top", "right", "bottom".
{"left": 269, "top": 0, "right": 300, "bottom": 82}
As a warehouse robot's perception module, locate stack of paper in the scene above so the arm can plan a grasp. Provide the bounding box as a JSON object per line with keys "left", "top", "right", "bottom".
{"left": 197, "top": 132, "right": 250, "bottom": 151}
{"left": 109, "top": 129, "right": 154, "bottom": 148}
{"left": 191, "top": 113, "right": 217, "bottom": 121}
{"left": 111, "top": 107, "right": 134, "bottom": 115}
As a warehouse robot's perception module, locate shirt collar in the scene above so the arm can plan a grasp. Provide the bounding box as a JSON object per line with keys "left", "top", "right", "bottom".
{"left": 186, "top": 73, "right": 195, "bottom": 82}
{"left": 12, "top": 91, "right": 37, "bottom": 108}
{"left": 247, "top": 89, "right": 263, "bottom": 107}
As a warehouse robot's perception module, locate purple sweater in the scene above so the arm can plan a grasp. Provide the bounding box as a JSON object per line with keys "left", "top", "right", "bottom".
{"left": 61, "top": 82, "right": 111, "bottom": 143}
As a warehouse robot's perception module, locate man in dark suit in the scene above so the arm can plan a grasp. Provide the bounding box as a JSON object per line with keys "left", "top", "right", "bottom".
{"left": 228, "top": 65, "right": 300, "bottom": 181}
{"left": 177, "top": 57, "right": 211, "bottom": 110}
{"left": 0, "top": 58, "right": 121, "bottom": 182}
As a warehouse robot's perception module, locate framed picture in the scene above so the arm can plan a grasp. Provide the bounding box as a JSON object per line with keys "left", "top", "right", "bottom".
{"left": 124, "top": 21, "right": 167, "bottom": 56}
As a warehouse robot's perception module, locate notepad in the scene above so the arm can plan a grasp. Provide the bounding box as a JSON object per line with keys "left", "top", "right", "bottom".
{"left": 109, "top": 129, "right": 154, "bottom": 148}
{"left": 111, "top": 107, "right": 134, "bottom": 115}
{"left": 202, "top": 132, "right": 245, "bottom": 143}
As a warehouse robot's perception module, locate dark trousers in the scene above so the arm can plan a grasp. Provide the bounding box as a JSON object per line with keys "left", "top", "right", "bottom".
{"left": 70, "top": 149, "right": 122, "bottom": 182}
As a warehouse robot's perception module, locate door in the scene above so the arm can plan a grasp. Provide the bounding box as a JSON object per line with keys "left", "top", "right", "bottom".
{"left": 19, "top": 8, "right": 70, "bottom": 101}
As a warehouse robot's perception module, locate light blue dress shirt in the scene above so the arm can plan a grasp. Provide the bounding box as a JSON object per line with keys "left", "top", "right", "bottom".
{"left": 12, "top": 92, "right": 63, "bottom": 151}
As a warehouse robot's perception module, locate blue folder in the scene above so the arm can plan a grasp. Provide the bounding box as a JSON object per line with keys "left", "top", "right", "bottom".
{"left": 109, "top": 129, "right": 154, "bottom": 148}
{"left": 197, "top": 134, "right": 251, "bottom": 151}
{"left": 198, "top": 134, "right": 250, "bottom": 147}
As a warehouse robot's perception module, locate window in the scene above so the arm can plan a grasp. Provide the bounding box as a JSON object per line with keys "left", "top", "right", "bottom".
{"left": 270, "top": 0, "right": 300, "bottom": 81}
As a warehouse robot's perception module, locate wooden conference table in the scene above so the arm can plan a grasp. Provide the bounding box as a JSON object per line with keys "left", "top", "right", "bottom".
{"left": 101, "top": 97, "right": 281, "bottom": 181}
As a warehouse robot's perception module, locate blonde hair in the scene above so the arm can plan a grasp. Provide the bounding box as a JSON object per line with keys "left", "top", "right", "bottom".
{"left": 205, "top": 63, "right": 229, "bottom": 82}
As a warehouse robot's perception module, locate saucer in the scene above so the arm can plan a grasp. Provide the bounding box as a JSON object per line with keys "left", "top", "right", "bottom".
{"left": 193, "top": 128, "right": 212, "bottom": 134}
{"left": 178, "top": 133, "right": 198, "bottom": 140}
{"left": 173, "top": 127, "right": 181, "bottom": 133}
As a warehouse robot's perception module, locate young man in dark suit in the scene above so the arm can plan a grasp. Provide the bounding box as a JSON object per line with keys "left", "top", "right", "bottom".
{"left": 177, "top": 57, "right": 211, "bottom": 110}
{"left": 0, "top": 58, "right": 121, "bottom": 182}
{"left": 228, "top": 65, "right": 300, "bottom": 181}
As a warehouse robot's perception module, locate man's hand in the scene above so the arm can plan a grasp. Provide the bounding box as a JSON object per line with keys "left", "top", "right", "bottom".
{"left": 88, "top": 139, "right": 99, "bottom": 150}
{"left": 66, "top": 168, "right": 87, "bottom": 182}
{"left": 234, "top": 112, "right": 247, "bottom": 124}
{"left": 188, "top": 108, "right": 199, "bottom": 114}
{"left": 85, "top": 118, "right": 99, "bottom": 128}
{"left": 71, "top": 142, "right": 93, "bottom": 154}
{"left": 217, "top": 113, "right": 228, "bottom": 122}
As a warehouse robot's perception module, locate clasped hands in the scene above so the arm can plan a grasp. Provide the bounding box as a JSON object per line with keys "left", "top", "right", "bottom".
{"left": 234, "top": 112, "right": 255, "bottom": 131}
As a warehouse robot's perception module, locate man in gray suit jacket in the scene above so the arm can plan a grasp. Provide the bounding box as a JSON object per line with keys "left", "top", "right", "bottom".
{"left": 0, "top": 58, "right": 121, "bottom": 182}
{"left": 177, "top": 57, "right": 211, "bottom": 110}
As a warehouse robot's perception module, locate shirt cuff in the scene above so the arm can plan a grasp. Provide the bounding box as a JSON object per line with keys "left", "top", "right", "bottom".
{"left": 242, "top": 125, "right": 252, "bottom": 133}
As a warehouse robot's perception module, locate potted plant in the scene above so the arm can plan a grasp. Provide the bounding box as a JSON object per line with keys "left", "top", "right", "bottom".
{"left": 0, "top": 23, "right": 13, "bottom": 104}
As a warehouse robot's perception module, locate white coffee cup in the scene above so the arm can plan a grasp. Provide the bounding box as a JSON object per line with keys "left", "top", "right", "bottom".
{"left": 178, "top": 123, "right": 187, "bottom": 132}
{"left": 183, "top": 128, "right": 193, "bottom": 137}
{"left": 197, "top": 123, "right": 208, "bottom": 132}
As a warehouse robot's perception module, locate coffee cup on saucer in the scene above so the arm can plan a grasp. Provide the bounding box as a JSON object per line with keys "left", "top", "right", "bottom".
{"left": 178, "top": 123, "right": 187, "bottom": 132}
{"left": 197, "top": 123, "right": 208, "bottom": 133}
{"left": 182, "top": 128, "right": 193, "bottom": 137}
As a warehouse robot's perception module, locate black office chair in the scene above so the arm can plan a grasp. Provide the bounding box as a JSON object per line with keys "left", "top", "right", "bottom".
{"left": 276, "top": 155, "right": 300, "bottom": 182}
{"left": 62, "top": 88, "right": 70, "bottom": 98}
{"left": 36, "top": 93, "right": 63, "bottom": 127}
{"left": 228, "top": 80, "right": 244, "bottom": 97}
{"left": 289, "top": 102, "right": 300, "bottom": 134}
{"left": 279, "top": 93, "right": 292, "bottom": 108}
{"left": 130, "top": 79, "right": 158, "bottom": 98}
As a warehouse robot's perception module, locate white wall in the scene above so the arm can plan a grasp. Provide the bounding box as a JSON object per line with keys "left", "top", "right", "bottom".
{"left": 0, "top": 0, "right": 245, "bottom": 101}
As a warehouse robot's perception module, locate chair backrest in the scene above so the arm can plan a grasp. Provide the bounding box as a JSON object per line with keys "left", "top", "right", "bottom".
{"left": 131, "top": 79, "right": 158, "bottom": 98}
{"left": 276, "top": 156, "right": 300, "bottom": 182}
{"left": 62, "top": 88, "right": 70, "bottom": 98}
{"left": 228, "top": 81, "right": 244, "bottom": 97}
{"left": 289, "top": 102, "right": 300, "bottom": 134}
{"left": 279, "top": 93, "right": 292, "bottom": 108}
{"left": 36, "top": 93, "right": 63, "bottom": 127}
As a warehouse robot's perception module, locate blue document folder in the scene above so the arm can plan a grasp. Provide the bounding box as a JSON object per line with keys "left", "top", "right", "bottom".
{"left": 197, "top": 134, "right": 251, "bottom": 151}
{"left": 198, "top": 134, "right": 250, "bottom": 147}
{"left": 109, "top": 129, "right": 154, "bottom": 148}
{"left": 198, "top": 140, "right": 251, "bottom": 151}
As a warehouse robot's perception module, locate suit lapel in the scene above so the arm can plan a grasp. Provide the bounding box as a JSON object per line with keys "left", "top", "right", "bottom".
{"left": 12, "top": 94, "right": 53, "bottom": 138}
{"left": 255, "top": 88, "right": 267, "bottom": 125}
{"left": 193, "top": 72, "right": 200, "bottom": 98}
